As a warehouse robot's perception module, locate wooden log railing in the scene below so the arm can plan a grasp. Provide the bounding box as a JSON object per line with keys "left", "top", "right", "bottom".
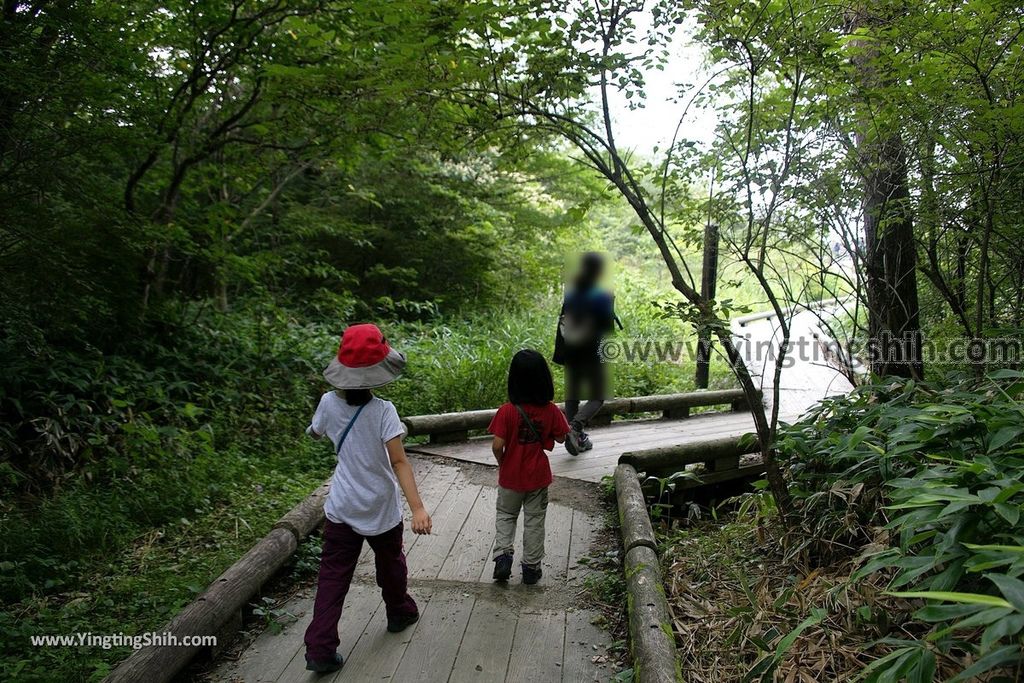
{"left": 403, "top": 388, "right": 757, "bottom": 444}
{"left": 613, "top": 436, "right": 770, "bottom": 680}
{"left": 614, "top": 463, "right": 682, "bottom": 682}
{"left": 619, "top": 434, "right": 763, "bottom": 488}
{"left": 732, "top": 297, "right": 840, "bottom": 328}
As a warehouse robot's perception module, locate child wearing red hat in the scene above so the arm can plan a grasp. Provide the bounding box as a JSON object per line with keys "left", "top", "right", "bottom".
{"left": 303, "top": 324, "right": 432, "bottom": 674}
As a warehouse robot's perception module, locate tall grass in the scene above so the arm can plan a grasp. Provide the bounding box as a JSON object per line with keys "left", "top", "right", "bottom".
{"left": 380, "top": 290, "right": 733, "bottom": 416}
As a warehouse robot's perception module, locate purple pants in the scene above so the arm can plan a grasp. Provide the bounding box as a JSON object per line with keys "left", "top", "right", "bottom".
{"left": 303, "top": 520, "right": 418, "bottom": 660}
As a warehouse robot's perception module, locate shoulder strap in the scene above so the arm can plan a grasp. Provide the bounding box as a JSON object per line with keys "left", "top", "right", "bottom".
{"left": 514, "top": 404, "right": 542, "bottom": 442}
{"left": 335, "top": 401, "right": 368, "bottom": 457}
{"left": 608, "top": 293, "right": 623, "bottom": 330}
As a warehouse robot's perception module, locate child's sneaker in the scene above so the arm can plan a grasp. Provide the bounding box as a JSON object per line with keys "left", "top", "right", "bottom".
{"left": 387, "top": 612, "right": 419, "bottom": 633}
{"left": 522, "top": 563, "right": 543, "bottom": 585}
{"left": 565, "top": 422, "right": 584, "bottom": 455}
{"left": 493, "top": 553, "right": 513, "bottom": 581}
{"left": 305, "top": 652, "right": 344, "bottom": 673}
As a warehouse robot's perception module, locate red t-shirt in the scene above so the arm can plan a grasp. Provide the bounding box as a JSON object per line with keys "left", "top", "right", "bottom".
{"left": 488, "top": 402, "right": 571, "bottom": 492}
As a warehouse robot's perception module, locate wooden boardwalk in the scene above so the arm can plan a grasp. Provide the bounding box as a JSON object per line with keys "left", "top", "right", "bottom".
{"left": 731, "top": 304, "right": 854, "bottom": 417}
{"left": 211, "top": 456, "right": 613, "bottom": 683}
{"left": 207, "top": 397, "right": 821, "bottom": 683}
{"left": 408, "top": 408, "right": 780, "bottom": 483}
{"left": 167, "top": 303, "right": 857, "bottom": 683}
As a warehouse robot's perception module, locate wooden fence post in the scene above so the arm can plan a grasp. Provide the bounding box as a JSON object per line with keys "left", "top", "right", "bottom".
{"left": 695, "top": 222, "right": 719, "bottom": 389}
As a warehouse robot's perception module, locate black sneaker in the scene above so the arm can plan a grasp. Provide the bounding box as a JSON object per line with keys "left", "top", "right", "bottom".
{"left": 522, "top": 563, "right": 543, "bottom": 585}
{"left": 387, "top": 612, "right": 419, "bottom": 633}
{"left": 565, "top": 423, "right": 583, "bottom": 455}
{"left": 305, "top": 652, "right": 344, "bottom": 673}
{"left": 580, "top": 432, "right": 594, "bottom": 451}
{"left": 493, "top": 553, "right": 513, "bottom": 582}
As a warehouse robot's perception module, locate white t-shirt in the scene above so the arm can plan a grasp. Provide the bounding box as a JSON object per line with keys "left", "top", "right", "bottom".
{"left": 310, "top": 392, "right": 406, "bottom": 536}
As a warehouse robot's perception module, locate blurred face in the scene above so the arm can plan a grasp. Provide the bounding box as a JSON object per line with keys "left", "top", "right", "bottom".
{"left": 563, "top": 251, "right": 610, "bottom": 289}
{"left": 584, "top": 257, "right": 604, "bottom": 279}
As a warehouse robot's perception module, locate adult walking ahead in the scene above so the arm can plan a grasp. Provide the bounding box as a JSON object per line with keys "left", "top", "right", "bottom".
{"left": 553, "top": 252, "right": 620, "bottom": 455}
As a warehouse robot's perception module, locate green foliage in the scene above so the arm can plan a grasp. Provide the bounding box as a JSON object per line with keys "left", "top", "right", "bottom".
{"left": 383, "top": 286, "right": 713, "bottom": 417}
{"left": 250, "top": 597, "right": 295, "bottom": 636}
{"left": 10, "top": 0, "right": 1024, "bottom": 680}
{"left": 0, "top": 302, "right": 331, "bottom": 679}
{"left": 781, "top": 371, "right": 1024, "bottom": 680}
{"left": 744, "top": 608, "right": 826, "bottom": 682}
{"left": 644, "top": 470, "right": 702, "bottom": 523}
{"left": 0, "top": 0, "right": 571, "bottom": 348}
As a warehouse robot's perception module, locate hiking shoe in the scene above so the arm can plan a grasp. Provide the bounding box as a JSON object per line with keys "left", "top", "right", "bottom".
{"left": 493, "top": 553, "right": 514, "bottom": 581}
{"left": 522, "top": 563, "right": 543, "bottom": 585}
{"left": 565, "top": 423, "right": 584, "bottom": 455}
{"left": 387, "top": 612, "right": 419, "bottom": 633}
{"left": 580, "top": 432, "right": 594, "bottom": 451}
{"left": 305, "top": 652, "right": 344, "bottom": 673}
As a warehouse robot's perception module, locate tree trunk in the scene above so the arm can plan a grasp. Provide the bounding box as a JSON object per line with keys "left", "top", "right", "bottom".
{"left": 956, "top": 236, "right": 969, "bottom": 317}
{"left": 860, "top": 135, "right": 923, "bottom": 378}
{"left": 851, "top": 6, "right": 923, "bottom": 379}
{"left": 216, "top": 279, "right": 229, "bottom": 312}
{"left": 695, "top": 222, "right": 719, "bottom": 389}
{"left": 714, "top": 327, "right": 791, "bottom": 512}
{"left": 975, "top": 185, "right": 995, "bottom": 338}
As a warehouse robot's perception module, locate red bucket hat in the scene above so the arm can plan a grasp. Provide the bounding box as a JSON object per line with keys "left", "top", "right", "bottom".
{"left": 323, "top": 324, "right": 406, "bottom": 389}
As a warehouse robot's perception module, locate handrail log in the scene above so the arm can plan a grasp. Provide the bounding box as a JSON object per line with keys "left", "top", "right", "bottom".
{"left": 614, "top": 464, "right": 658, "bottom": 554}
{"left": 615, "top": 463, "right": 682, "bottom": 682}
{"left": 733, "top": 297, "right": 840, "bottom": 327}
{"left": 402, "top": 389, "right": 756, "bottom": 437}
{"left": 619, "top": 435, "right": 761, "bottom": 472}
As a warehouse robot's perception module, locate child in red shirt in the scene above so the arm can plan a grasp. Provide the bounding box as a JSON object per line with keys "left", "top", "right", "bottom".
{"left": 488, "top": 349, "right": 571, "bottom": 584}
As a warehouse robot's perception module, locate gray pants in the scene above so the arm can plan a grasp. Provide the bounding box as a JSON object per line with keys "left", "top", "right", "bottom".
{"left": 564, "top": 358, "right": 607, "bottom": 427}
{"left": 493, "top": 486, "right": 548, "bottom": 566}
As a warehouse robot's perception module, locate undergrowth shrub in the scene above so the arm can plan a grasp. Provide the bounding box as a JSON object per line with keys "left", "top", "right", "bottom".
{"left": 780, "top": 370, "right": 1024, "bottom": 681}
{"left": 0, "top": 304, "right": 329, "bottom": 603}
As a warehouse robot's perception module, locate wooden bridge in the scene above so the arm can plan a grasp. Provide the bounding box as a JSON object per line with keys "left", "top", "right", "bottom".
{"left": 403, "top": 389, "right": 770, "bottom": 483}
{"left": 106, "top": 305, "right": 853, "bottom": 683}
{"left": 203, "top": 390, "right": 765, "bottom": 683}
{"left": 103, "top": 389, "right": 766, "bottom": 683}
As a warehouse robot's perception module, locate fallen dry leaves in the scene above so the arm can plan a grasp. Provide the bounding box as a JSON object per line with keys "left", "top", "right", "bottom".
{"left": 658, "top": 519, "right": 979, "bottom": 682}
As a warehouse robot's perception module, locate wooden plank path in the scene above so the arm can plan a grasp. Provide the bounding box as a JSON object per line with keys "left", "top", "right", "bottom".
{"left": 204, "top": 394, "right": 815, "bottom": 683}
{"left": 207, "top": 343, "right": 833, "bottom": 683}
{"left": 136, "top": 305, "right": 855, "bottom": 683}
{"left": 210, "top": 456, "right": 614, "bottom": 683}
{"left": 408, "top": 408, "right": 783, "bottom": 483}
